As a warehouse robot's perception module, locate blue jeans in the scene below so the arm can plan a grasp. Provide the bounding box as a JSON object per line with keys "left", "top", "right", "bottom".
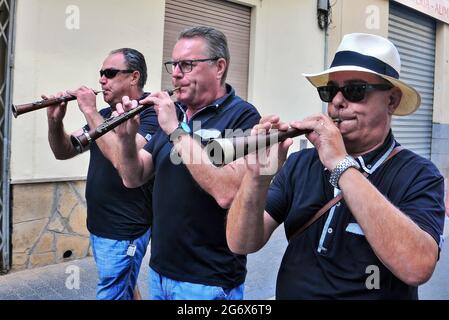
{"left": 90, "top": 228, "right": 151, "bottom": 300}
{"left": 149, "top": 267, "right": 244, "bottom": 300}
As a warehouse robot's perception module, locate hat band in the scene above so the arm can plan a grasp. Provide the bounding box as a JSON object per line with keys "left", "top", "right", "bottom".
{"left": 331, "top": 51, "right": 399, "bottom": 79}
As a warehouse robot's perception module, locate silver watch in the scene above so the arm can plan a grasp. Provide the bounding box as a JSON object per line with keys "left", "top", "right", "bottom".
{"left": 329, "top": 155, "right": 360, "bottom": 189}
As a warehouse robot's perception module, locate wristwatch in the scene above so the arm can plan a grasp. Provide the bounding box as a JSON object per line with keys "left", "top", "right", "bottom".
{"left": 169, "top": 121, "right": 191, "bottom": 141}
{"left": 329, "top": 155, "right": 360, "bottom": 189}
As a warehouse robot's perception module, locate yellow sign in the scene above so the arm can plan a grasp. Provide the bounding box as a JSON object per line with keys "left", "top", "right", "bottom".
{"left": 393, "top": 0, "right": 449, "bottom": 23}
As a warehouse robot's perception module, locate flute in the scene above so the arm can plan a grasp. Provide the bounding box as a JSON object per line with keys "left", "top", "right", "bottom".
{"left": 70, "top": 87, "right": 180, "bottom": 153}
{"left": 205, "top": 118, "right": 342, "bottom": 166}
{"left": 12, "top": 90, "right": 104, "bottom": 118}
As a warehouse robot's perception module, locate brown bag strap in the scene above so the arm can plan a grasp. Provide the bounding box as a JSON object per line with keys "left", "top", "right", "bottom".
{"left": 288, "top": 146, "right": 404, "bottom": 242}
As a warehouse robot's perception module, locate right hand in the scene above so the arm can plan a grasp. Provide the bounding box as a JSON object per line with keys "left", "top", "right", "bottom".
{"left": 245, "top": 115, "right": 293, "bottom": 180}
{"left": 67, "top": 86, "right": 97, "bottom": 115}
{"left": 44, "top": 92, "right": 68, "bottom": 122}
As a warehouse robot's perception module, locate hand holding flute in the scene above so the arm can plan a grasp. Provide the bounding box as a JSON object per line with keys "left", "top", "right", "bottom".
{"left": 205, "top": 115, "right": 344, "bottom": 171}
{"left": 13, "top": 87, "right": 103, "bottom": 118}
{"left": 205, "top": 115, "right": 298, "bottom": 171}
{"left": 244, "top": 115, "right": 295, "bottom": 177}
{"left": 71, "top": 87, "right": 180, "bottom": 153}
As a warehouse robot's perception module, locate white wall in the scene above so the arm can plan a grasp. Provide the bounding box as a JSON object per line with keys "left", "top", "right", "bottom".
{"left": 11, "top": 0, "right": 325, "bottom": 182}
{"left": 246, "top": 0, "right": 325, "bottom": 139}
{"left": 11, "top": 0, "right": 166, "bottom": 182}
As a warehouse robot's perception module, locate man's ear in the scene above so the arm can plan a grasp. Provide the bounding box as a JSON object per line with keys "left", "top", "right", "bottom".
{"left": 387, "top": 87, "right": 402, "bottom": 115}
{"left": 216, "top": 58, "right": 227, "bottom": 81}
{"left": 131, "top": 70, "right": 140, "bottom": 87}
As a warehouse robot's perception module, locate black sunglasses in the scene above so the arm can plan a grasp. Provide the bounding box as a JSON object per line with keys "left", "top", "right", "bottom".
{"left": 99, "top": 68, "right": 134, "bottom": 79}
{"left": 317, "top": 83, "right": 393, "bottom": 103}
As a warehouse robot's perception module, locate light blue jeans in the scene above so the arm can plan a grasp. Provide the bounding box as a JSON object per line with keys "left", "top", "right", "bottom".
{"left": 149, "top": 267, "right": 244, "bottom": 300}
{"left": 90, "top": 228, "right": 151, "bottom": 300}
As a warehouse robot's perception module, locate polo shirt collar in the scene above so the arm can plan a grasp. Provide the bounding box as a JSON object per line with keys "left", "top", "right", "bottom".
{"left": 355, "top": 130, "right": 397, "bottom": 174}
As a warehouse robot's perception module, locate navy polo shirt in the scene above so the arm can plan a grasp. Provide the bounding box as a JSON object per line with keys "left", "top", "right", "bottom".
{"left": 86, "top": 99, "right": 158, "bottom": 240}
{"left": 144, "top": 84, "right": 261, "bottom": 288}
{"left": 266, "top": 132, "right": 445, "bottom": 299}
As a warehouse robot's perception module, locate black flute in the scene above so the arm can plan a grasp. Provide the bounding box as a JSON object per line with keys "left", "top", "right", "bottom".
{"left": 70, "top": 87, "right": 179, "bottom": 153}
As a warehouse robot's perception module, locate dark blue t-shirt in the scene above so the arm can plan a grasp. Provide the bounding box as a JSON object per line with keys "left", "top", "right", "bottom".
{"left": 144, "top": 84, "right": 261, "bottom": 288}
{"left": 266, "top": 133, "right": 445, "bottom": 299}
{"left": 86, "top": 104, "right": 158, "bottom": 240}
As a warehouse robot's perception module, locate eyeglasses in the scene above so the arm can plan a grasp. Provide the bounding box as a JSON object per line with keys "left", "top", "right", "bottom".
{"left": 317, "top": 83, "right": 393, "bottom": 103}
{"left": 99, "top": 68, "right": 134, "bottom": 79}
{"left": 164, "top": 57, "right": 219, "bottom": 74}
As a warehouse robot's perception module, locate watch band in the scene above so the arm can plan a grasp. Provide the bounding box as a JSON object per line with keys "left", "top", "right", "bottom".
{"left": 169, "top": 122, "right": 191, "bottom": 141}
{"left": 329, "top": 155, "right": 360, "bottom": 189}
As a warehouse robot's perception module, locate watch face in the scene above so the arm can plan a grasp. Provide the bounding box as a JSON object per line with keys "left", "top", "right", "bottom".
{"left": 180, "top": 122, "right": 191, "bottom": 133}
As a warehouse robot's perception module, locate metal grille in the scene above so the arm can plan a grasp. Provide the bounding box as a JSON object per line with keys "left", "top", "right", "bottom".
{"left": 389, "top": 2, "right": 436, "bottom": 159}
{"left": 0, "top": 0, "right": 14, "bottom": 273}
{"left": 162, "top": 0, "right": 251, "bottom": 99}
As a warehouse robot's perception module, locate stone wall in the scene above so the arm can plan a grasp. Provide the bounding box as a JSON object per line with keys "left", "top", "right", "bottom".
{"left": 11, "top": 181, "right": 90, "bottom": 271}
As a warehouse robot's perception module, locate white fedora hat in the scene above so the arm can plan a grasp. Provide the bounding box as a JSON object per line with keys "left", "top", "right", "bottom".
{"left": 303, "top": 33, "right": 421, "bottom": 116}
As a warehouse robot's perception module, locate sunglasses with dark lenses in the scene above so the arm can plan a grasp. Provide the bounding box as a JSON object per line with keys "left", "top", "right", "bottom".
{"left": 317, "top": 83, "right": 393, "bottom": 103}
{"left": 99, "top": 68, "right": 134, "bottom": 79}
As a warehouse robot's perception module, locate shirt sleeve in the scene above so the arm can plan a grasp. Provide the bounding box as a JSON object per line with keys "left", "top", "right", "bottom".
{"left": 228, "top": 103, "right": 261, "bottom": 133}
{"left": 265, "top": 156, "right": 295, "bottom": 224}
{"left": 137, "top": 107, "right": 159, "bottom": 141}
{"left": 143, "top": 128, "right": 163, "bottom": 155}
{"left": 395, "top": 158, "right": 445, "bottom": 251}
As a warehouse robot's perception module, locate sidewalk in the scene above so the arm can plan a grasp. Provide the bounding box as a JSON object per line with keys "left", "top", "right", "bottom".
{"left": 1, "top": 218, "right": 448, "bottom": 300}
{"left": 0, "top": 227, "right": 287, "bottom": 300}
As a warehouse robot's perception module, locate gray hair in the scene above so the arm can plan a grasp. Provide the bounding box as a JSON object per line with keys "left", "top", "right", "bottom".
{"left": 178, "top": 26, "right": 230, "bottom": 84}
{"left": 109, "top": 48, "right": 147, "bottom": 89}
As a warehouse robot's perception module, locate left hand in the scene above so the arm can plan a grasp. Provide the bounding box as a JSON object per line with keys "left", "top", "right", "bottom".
{"left": 139, "top": 91, "right": 178, "bottom": 135}
{"left": 246, "top": 115, "right": 293, "bottom": 179}
{"left": 290, "top": 114, "right": 347, "bottom": 170}
{"left": 112, "top": 96, "right": 140, "bottom": 143}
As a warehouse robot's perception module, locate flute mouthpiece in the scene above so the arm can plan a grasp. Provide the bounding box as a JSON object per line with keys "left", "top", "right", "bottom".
{"left": 332, "top": 118, "right": 342, "bottom": 124}
{"left": 167, "top": 87, "right": 181, "bottom": 96}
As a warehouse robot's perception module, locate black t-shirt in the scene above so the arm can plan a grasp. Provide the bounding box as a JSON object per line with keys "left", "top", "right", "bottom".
{"left": 86, "top": 104, "right": 158, "bottom": 240}
{"left": 144, "top": 84, "right": 261, "bottom": 288}
{"left": 266, "top": 133, "right": 445, "bottom": 299}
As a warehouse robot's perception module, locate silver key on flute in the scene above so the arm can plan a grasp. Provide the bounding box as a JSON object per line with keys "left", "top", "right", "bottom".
{"left": 70, "top": 87, "right": 180, "bottom": 153}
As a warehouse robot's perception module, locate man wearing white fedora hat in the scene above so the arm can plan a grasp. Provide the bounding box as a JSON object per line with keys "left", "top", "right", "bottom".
{"left": 226, "top": 33, "right": 445, "bottom": 299}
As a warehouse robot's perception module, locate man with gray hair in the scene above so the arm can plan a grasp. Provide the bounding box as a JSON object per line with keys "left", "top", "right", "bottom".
{"left": 113, "top": 26, "right": 261, "bottom": 299}
{"left": 45, "top": 48, "right": 156, "bottom": 299}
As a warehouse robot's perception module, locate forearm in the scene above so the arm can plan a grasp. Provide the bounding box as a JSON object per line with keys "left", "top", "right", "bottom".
{"left": 48, "top": 120, "right": 78, "bottom": 159}
{"left": 81, "top": 110, "right": 122, "bottom": 166}
{"left": 339, "top": 168, "right": 438, "bottom": 285}
{"left": 173, "top": 134, "right": 244, "bottom": 208}
{"left": 227, "top": 172, "right": 273, "bottom": 254}
{"left": 116, "top": 139, "right": 153, "bottom": 188}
